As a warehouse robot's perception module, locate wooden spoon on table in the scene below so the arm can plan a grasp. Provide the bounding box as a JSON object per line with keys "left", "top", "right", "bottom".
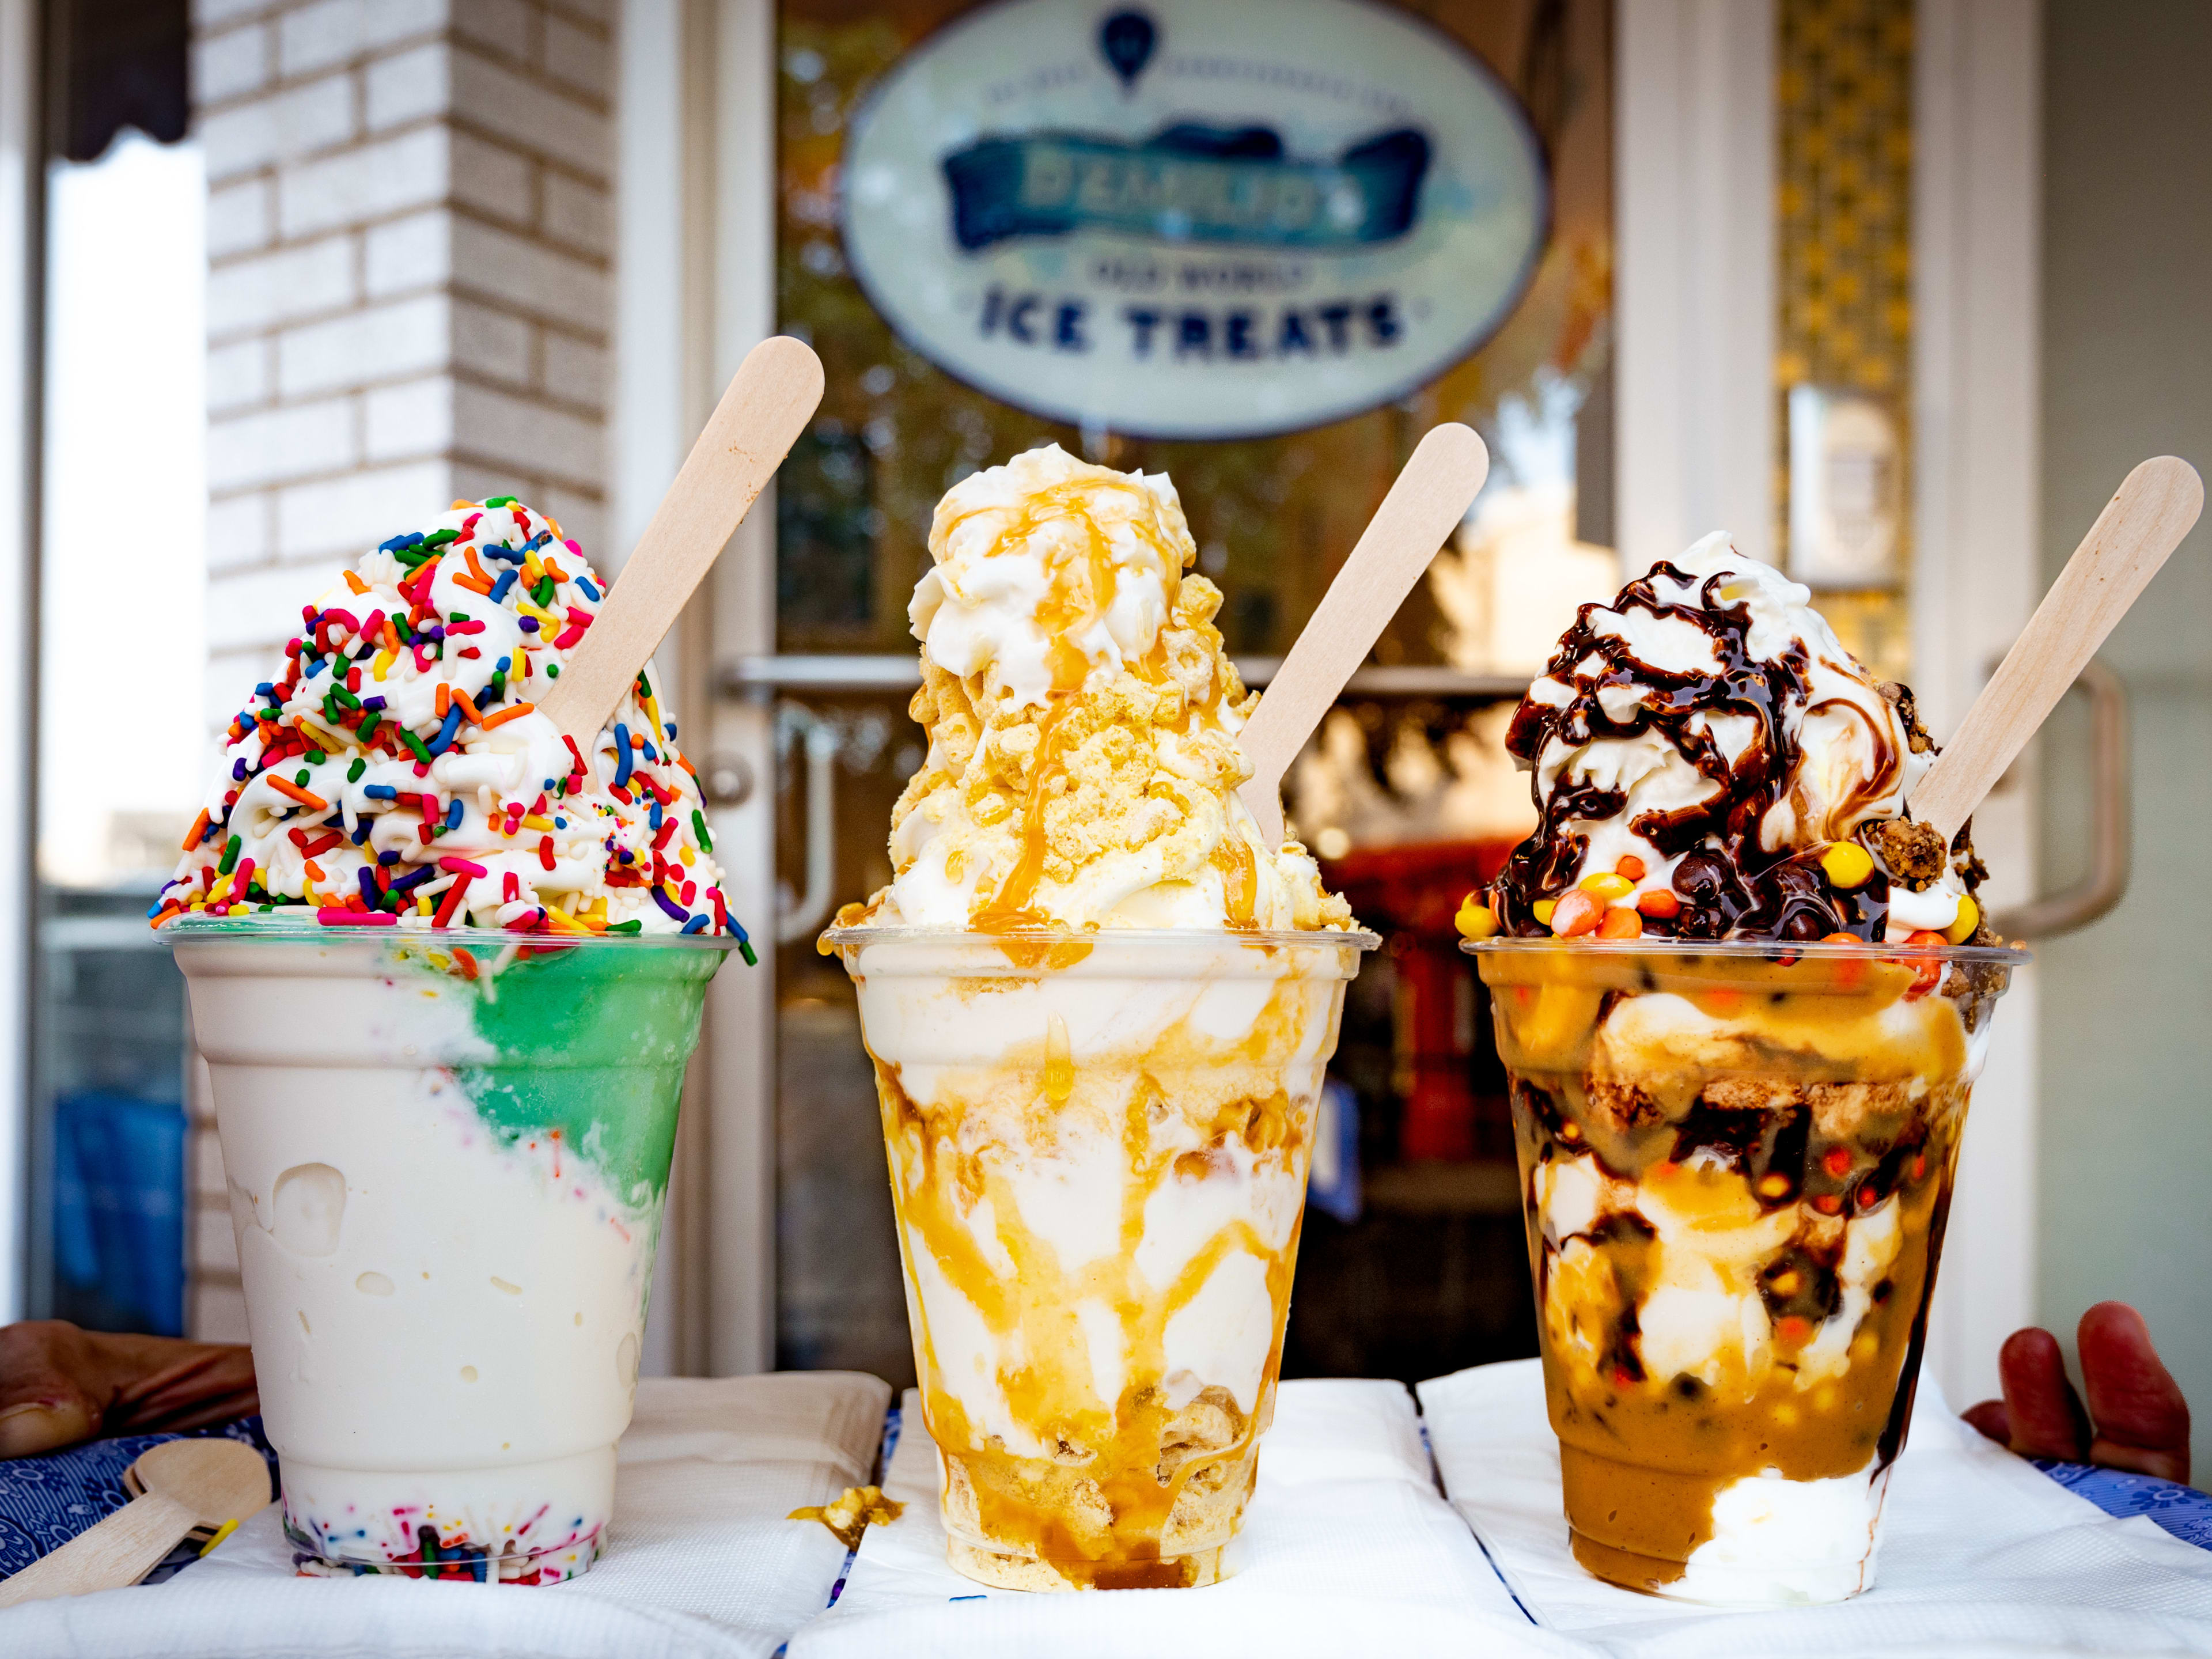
{"left": 0, "top": 1438, "right": 271, "bottom": 1608}
{"left": 536, "top": 335, "right": 825, "bottom": 751}
{"left": 1908, "top": 456, "right": 2202, "bottom": 847}
{"left": 1234, "top": 423, "right": 1491, "bottom": 848}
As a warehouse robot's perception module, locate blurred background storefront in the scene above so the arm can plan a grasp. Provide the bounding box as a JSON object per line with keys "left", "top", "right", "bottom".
{"left": 0, "top": 0, "right": 2205, "bottom": 1469}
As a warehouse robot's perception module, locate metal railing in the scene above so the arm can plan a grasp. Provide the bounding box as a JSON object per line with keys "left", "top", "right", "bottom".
{"left": 722, "top": 654, "right": 2134, "bottom": 942}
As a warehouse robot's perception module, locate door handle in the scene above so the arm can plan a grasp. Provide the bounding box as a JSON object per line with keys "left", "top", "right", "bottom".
{"left": 775, "top": 704, "right": 841, "bottom": 943}
{"left": 1988, "top": 658, "right": 2129, "bottom": 940}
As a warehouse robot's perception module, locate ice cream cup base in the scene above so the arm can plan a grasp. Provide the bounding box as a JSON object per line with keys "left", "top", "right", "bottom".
{"left": 946, "top": 1535, "right": 1226, "bottom": 1592}
{"left": 278, "top": 1446, "right": 615, "bottom": 1584}
{"left": 1567, "top": 1525, "right": 1873, "bottom": 1608}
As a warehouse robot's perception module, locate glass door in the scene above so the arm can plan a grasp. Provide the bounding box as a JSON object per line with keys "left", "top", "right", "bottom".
{"left": 744, "top": 0, "right": 1618, "bottom": 1385}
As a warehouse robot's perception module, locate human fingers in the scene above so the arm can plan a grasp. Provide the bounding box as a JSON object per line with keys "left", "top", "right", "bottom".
{"left": 1961, "top": 1398, "right": 2012, "bottom": 1444}
{"left": 1997, "top": 1326, "right": 2092, "bottom": 1463}
{"left": 0, "top": 1321, "right": 105, "bottom": 1458}
{"left": 2078, "top": 1302, "right": 2190, "bottom": 1484}
{"left": 106, "top": 1340, "right": 257, "bottom": 1435}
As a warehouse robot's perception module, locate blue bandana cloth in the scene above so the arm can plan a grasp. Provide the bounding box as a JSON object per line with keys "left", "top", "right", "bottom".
{"left": 2031, "top": 1457, "right": 2212, "bottom": 1550}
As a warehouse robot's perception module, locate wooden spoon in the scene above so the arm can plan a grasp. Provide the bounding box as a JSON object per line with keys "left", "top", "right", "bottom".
{"left": 1908, "top": 456, "right": 2202, "bottom": 846}
{"left": 0, "top": 1438, "right": 271, "bottom": 1607}
{"left": 1234, "top": 423, "right": 1491, "bottom": 847}
{"left": 537, "top": 335, "right": 825, "bottom": 751}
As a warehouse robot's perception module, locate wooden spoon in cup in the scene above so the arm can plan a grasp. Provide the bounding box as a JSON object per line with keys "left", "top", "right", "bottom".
{"left": 1909, "top": 456, "right": 2202, "bottom": 846}
{"left": 537, "top": 335, "right": 825, "bottom": 750}
{"left": 1234, "top": 424, "right": 1491, "bottom": 847}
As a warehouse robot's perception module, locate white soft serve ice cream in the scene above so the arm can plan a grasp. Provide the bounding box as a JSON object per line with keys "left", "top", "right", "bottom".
{"left": 826, "top": 445, "right": 1370, "bottom": 1590}
{"left": 1491, "top": 534, "right": 1984, "bottom": 945}
{"left": 176, "top": 930, "right": 719, "bottom": 1582}
{"left": 844, "top": 443, "right": 1347, "bottom": 933}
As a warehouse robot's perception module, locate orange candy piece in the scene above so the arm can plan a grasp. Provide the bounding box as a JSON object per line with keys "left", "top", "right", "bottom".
{"left": 1596, "top": 906, "right": 1643, "bottom": 940}
{"left": 1902, "top": 929, "right": 1948, "bottom": 999}
{"left": 1550, "top": 888, "right": 1604, "bottom": 937}
{"left": 1615, "top": 854, "right": 1646, "bottom": 881}
{"left": 1635, "top": 888, "right": 1681, "bottom": 919}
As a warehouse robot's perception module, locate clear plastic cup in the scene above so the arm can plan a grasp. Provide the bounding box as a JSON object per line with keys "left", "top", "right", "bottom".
{"left": 165, "top": 918, "right": 734, "bottom": 1583}
{"left": 822, "top": 926, "right": 1377, "bottom": 1590}
{"left": 1465, "top": 935, "right": 2024, "bottom": 1605}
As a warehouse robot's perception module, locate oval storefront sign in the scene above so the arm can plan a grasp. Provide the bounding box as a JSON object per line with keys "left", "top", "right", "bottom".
{"left": 841, "top": 0, "right": 1550, "bottom": 440}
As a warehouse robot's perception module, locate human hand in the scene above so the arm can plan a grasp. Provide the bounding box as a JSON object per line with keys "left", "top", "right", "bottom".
{"left": 1963, "top": 1301, "right": 2190, "bottom": 1485}
{"left": 0, "top": 1322, "right": 256, "bottom": 1459}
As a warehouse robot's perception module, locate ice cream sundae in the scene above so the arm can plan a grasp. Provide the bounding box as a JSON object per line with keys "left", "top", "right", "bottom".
{"left": 1461, "top": 535, "right": 2024, "bottom": 1604}
{"left": 825, "top": 445, "right": 1373, "bottom": 1589}
{"left": 160, "top": 498, "right": 745, "bottom": 1582}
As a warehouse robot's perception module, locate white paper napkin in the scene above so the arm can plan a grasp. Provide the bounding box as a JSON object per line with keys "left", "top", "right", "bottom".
{"left": 787, "top": 1378, "right": 1585, "bottom": 1659}
{"left": 1419, "top": 1358, "right": 2212, "bottom": 1657}
{"left": 0, "top": 1371, "right": 891, "bottom": 1659}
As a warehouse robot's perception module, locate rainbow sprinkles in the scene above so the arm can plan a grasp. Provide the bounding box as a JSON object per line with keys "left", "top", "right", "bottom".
{"left": 155, "top": 497, "right": 753, "bottom": 961}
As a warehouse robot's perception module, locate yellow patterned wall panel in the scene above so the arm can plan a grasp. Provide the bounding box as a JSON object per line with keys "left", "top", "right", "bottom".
{"left": 1777, "top": 0, "right": 1915, "bottom": 680}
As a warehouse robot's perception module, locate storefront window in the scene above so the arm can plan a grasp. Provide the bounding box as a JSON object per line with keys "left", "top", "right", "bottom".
{"left": 31, "top": 132, "right": 207, "bottom": 1336}
{"left": 777, "top": 0, "right": 1615, "bottom": 663}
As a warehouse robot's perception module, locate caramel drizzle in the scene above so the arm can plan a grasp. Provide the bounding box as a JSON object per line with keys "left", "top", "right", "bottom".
{"left": 946, "top": 474, "right": 1242, "bottom": 935}
{"left": 934, "top": 475, "right": 1186, "bottom": 692}
{"left": 869, "top": 979, "right": 1319, "bottom": 1578}
{"left": 1211, "top": 831, "right": 1260, "bottom": 929}
{"left": 969, "top": 698, "right": 1076, "bottom": 933}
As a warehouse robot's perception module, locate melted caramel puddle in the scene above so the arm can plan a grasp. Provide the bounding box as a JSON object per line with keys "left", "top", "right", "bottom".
{"left": 864, "top": 961, "right": 1341, "bottom": 1589}
{"left": 1476, "top": 948, "right": 2001, "bottom": 1594}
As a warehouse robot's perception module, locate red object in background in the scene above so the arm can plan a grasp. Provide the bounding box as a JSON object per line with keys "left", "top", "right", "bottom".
{"left": 1324, "top": 839, "right": 1519, "bottom": 1161}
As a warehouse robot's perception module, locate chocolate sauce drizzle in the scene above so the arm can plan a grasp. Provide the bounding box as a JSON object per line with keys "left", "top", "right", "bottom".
{"left": 1494, "top": 563, "right": 1897, "bottom": 941}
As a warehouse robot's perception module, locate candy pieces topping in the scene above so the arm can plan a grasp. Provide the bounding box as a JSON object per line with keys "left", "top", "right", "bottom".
{"left": 1549, "top": 889, "right": 1605, "bottom": 937}
{"left": 1820, "top": 841, "right": 1876, "bottom": 889}
{"left": 1455, "top": 893, "right": 1498, "bottom": 941}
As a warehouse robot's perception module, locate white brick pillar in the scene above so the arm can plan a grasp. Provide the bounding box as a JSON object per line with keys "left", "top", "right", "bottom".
{"left": 194, "top": 0, "right": 613, "bottom": 723}
{"left": 185, "top": 0, "right": 614, "bottom": 1338}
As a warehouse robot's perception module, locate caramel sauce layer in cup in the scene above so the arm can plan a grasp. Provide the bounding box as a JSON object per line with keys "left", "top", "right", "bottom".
{"left": 842, "top": 931, "right": 1363, "bottom": 1591}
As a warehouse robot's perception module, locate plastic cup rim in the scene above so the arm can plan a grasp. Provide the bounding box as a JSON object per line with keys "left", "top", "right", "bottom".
{"left": 1463, "top": 934, "right": 2029, "bottom": 965}
{"left": 820, "top": 924, "right": 1382, "bottom": 952}
{"left": 155, "top": 914, "right": 743, "bottom": 951}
